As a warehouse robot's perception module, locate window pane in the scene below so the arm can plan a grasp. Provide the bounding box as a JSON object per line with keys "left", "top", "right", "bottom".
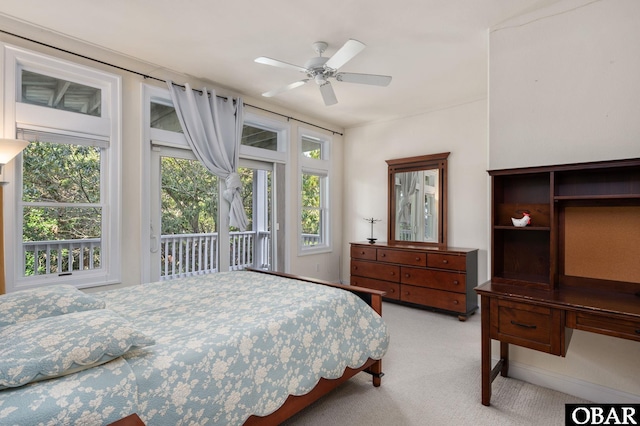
{"left": 301, "top": 136, "right": 322, "bottom": 159}
{"left": 161, "top": 157, "right": 218, "bottom": 235}
{"left": 23, "top": 206, "right": 102, "bottom": 276}
{"left": 22, "top": 140, "right": 101, "bottom": 204}
{"left": 150, "top": 102, "right": 183, "bottom": 133}
{"left": 301, "top": 172, "right": 323, "bottom": 246}
{"left": 301, "top": 173, "right": 320, "bottom": 207}
{"left": 21, "top": 70, "right": 101, "bottom": 117}
{"left": 242, "top": 125, "right": 278, "bottom": 151}
{"left": 23, "top": 206, "right": 102, "bottom": 242}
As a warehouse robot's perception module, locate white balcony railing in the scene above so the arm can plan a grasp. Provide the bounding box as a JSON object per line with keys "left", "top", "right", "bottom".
{"left": 23, "top": 238, "right": 102, "bottom": 276}
{"left": 22, "top": 231, "right": 274, "bottom": 280}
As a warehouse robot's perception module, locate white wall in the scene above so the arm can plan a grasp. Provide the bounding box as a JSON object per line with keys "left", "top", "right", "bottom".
{"left": 489, "top": 0, "right": 640, "bottom": 400}
{"left": 342, "top": 99, "right": 489, "bottom": 285}
{"left": 489, "top": 0, "right": 640, "bottom": 170}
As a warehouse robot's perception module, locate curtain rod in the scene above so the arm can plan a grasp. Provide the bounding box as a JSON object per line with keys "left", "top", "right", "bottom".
{"left": 0, "top": 28, "right": 344, "bottom": 136}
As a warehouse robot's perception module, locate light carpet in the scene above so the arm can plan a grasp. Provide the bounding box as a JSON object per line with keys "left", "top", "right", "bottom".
{"left": 283, "top": 301, "right": 589, "bottom": 425}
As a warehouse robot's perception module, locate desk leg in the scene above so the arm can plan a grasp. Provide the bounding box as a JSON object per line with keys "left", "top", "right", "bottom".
{"left": 500, "top": 342, "right": 509, "bottom": 377}
{"left": 481, "top": 296, "right": 492, "bottom": 406}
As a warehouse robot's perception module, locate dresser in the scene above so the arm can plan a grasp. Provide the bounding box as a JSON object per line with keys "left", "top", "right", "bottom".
{"left": 477, "top": 158, "right": 640, "bottom": 406}
{"left": 350, "top": 242, "right": 478, "bottom": 321}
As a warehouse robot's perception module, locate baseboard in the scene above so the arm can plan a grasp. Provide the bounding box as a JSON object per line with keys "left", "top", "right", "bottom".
{"left": 498, "top": 358, "right": 640, "bottom": 404}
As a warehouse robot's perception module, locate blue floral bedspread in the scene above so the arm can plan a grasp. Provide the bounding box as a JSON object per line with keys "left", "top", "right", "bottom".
{"left": 0, "top": 271, "right": 389, "bottom": 425}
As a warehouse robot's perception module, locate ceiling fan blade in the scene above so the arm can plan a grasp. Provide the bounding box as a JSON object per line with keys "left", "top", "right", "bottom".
{"left": 336, "top": 72, "right": 392, "bottom": 86}
{"left": 262, "top": 79, "right": 309, "bottom": 97}
{"left": 319, "top": 82, "right": 338, "bottom": 106}
{"left": 324, "top": 39, "right": 366, "bottom": 70}
{"left": 255, "top": 57, "right": 308, "bottom": 73}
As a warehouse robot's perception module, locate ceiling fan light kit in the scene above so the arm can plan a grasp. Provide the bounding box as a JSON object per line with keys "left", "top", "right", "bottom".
{"left": 255, "top": 39, "right": 392, "bottom": 106}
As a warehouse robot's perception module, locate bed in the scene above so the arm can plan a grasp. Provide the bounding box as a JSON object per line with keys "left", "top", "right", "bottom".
{"left": 0, "top": 269, "right": 389, "bottom": 425}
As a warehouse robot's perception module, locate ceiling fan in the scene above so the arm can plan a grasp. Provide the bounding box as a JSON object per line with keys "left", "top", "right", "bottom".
{"left": 255, "top": 39, "right": 392, "bottom": 106}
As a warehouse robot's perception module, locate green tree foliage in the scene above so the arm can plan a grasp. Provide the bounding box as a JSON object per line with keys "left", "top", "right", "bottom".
{"left": 22, "top": 140, "right": 102, "bottom": 275}
{"left": 22, "top": 141, "right": 101, "bottom": 242}
{"left": 160, "top": 159, "right": 257, "bottom": 235}
{"left": 161, "top": 157, "right": 218, "bottom": 235}
{"left": 301, "top": 173, "right": 321, "bottom": 236}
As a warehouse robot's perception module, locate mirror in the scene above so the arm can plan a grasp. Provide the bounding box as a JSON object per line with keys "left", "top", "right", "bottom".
{"left": 387, "top": 153, "right": 449, "bottom": 246}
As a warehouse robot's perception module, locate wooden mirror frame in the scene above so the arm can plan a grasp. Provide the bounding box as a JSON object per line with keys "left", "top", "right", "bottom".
{"left": 386, "top": 152, "right": 449, "bottom": 247}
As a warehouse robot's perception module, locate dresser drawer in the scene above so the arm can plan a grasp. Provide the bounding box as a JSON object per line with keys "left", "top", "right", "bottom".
{"left": 350, "top": 245, "right": 377, "bottom": 260}
{"left": 400, "top": 266, "right": 466, "bottom": 292}
{"left": 351, "top": 259, "right": 400, "bottom": 282}
{"left": 350, "top": 276, "right": 400, "bottom": 300}
{"left": 377, "top": 248, "right": 427, "bottom": 267}
{"left": 427, "top": 253, "right": 466, "bottom": 271}
{"left": 400, "top": 285, "right": 466, "bottom": 313}
{"left": 491, "top": 299, "right": 565, "bottom": 355}
{"left": 570, "top": 312, "right": 640, "bottom": 342}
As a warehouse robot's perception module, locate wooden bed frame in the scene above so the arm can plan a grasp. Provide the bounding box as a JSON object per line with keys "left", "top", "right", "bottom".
{"left": 243, "top": 268, "right": 386, "bottom": 425}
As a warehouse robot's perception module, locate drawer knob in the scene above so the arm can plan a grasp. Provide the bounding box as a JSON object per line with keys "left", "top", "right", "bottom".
{"left": 510, "top": 320, "right": 537, "bottom": 329}
{"left": 390, "top": 289, "right": 395, "bottom": 293}
{"left": 405, "top": 273, "right": 410, "bottom": 278}
{"left": 390, "top": 271, "right": 395, "bottom": 276}
{"left": 360, "top": 251, "right": 365, "bottom": 255}
{"left": 416, "top": 257, "right": 421, "bottom": 261}
{"left": 453, "top": 300, "right": 459, "bottom": 305}
{"left": 453, "top": 280, "right": 459, "bottom": 285}
{"left": 381, "top": 253, "right": 386, "bottom": 257}
{"left": 405, "top": 291, "right": 410, "bottom": 296}
{"left": 442, "top": 259, "right": 448, "bottom": 264}
{"left": 354, "top": 266, "right": 358, "bottom": 270}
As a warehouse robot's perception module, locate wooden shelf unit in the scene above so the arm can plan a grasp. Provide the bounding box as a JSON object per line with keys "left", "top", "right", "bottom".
{"left": 477, "top": 157, "right": 640, "bottom": 406}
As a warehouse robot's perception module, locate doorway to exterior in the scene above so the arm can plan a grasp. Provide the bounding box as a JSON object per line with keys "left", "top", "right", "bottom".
{"left": 150, "top": 147, "right": 276, "bottom": 281}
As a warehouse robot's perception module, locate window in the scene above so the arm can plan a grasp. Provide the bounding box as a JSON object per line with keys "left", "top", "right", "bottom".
{"left": 3, "top": 44, "right": 121, "bottom": 291}
{"left": 19, "top": 131, "right": 105, "bottom": 277}
{"left": 240, "top": 113, "right": 288, "bottom": 163}
{"left": 298, "top": 131, "right": 331, "bottom": 253}
{"left": 21, "top": 70, "right": 102, "bottom": 117}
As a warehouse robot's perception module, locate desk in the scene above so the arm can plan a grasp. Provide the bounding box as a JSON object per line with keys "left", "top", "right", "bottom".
{"left": 475, "top": 282, "right": 640, "bottom": 406}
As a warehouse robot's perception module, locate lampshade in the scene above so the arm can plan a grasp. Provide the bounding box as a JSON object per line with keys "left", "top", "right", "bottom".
{"left": 0, "top": 139, "right": 29, "bottom": 165}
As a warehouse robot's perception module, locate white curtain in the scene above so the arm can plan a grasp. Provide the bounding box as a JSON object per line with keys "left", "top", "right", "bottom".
{"left": 167, "top": 81, "right": 248, "bottom": 231}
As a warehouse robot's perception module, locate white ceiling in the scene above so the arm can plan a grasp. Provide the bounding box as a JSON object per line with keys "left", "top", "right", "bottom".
{"left": 0, "top": 0, "right": 558, "bottom": 129}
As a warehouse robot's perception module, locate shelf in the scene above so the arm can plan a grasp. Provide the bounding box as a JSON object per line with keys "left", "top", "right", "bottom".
{"left": 554, "top": 194, "right": 640, "bottom": 201}
{"left": 494, "top": 226, "right": 551, "bottom": 231}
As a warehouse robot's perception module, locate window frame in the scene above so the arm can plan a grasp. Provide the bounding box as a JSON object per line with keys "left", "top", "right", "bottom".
{"left": 298, "top": 129, "right": 331, "bottom": 255}
{"left": 2, "top": 43, "right": 121, "bottom": 291}
{"left": 241, "top": 112, "right": 289, "bottom": 163}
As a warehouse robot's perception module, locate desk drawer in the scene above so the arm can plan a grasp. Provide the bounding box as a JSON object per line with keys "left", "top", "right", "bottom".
{"left": 351, "top": 259, "right": 400, "bottom": 282}
{"left": 571, "top": 312, "right": 640, "bottom": 342}
{"left": 427, "top": 253, "right": 466, "bottom": 271}
{"left": 377, "top": 248, "right": 427, "bottom": 267}
{"left": 400, "top": 267, "right": 466, "bottom": 293}
{"left": 400, "top": 285, "right": 466, "bottom": 313}
{"left": 350, "top": 276, "right": 400, "bottom": 300}
{"left": 492, "top": 299, "right": 565, "bottom": 355}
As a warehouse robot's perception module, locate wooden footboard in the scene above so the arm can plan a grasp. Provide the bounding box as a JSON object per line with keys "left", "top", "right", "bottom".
{"left": 244, "top": 268, "right": 386, "bottom": 425}
{"left": 244, "top": 358, "right": 380, "bottom": 425}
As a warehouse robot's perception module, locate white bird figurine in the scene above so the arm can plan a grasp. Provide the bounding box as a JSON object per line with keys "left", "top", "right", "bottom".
{"left": 511, "top": 212, "right": 531, "bottom": 227}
